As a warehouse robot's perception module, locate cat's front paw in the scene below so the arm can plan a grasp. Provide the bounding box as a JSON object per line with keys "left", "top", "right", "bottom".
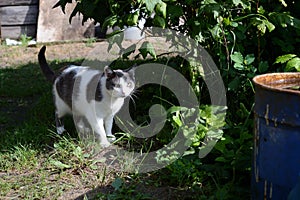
{"left": 100, "top": 141, "right": 111, "bottom": 148}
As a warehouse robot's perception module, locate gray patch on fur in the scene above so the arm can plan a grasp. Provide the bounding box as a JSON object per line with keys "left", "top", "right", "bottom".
{"left": 105, "top": 77, "right": 115, "bottom": 90}
{"left": 105, "top": 70, "right": 134, "bottom": 90}
{"left": 56, "top": 69, "right": 80, "bottom": 109}
{"left": 105, "top": 72, "right": 122, "bottom": 90}
{"left": 86, "top": 73, "right": 102, "bottom": 102}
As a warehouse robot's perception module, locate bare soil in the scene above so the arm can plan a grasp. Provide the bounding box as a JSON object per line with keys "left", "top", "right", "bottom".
{"left": 0, "top": 37, "right": 171, "bottom": 68}
{"left": 0, "top": 42, "right": 97, "bottom": 68}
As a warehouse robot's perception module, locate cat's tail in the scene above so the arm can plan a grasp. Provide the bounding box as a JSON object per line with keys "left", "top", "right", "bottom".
{"left": 38, "top": 46, "right": 55, "bottom": 83}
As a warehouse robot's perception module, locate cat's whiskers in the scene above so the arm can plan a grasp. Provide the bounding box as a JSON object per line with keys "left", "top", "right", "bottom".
{"left": 128, "top": 89, "right": 139, "bottom": 109}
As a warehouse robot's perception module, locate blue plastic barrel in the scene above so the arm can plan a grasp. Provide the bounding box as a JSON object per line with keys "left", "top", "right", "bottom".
{"left": 252, "top": 73, "right": 300, "bottom": 199}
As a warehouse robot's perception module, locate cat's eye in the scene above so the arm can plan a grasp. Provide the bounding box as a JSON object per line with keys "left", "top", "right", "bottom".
{"left": 127, "top": 82, "right": 132, "bottom": 87}
{"left": 115, "top": 84, "right": 121, "bottom": 88}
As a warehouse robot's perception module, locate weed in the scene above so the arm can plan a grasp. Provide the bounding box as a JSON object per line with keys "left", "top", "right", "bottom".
{"left": 85, "top": 37, "right": 97, "bottom": 47}
{"left": 20, "top": 34, "right": 32, "bottom": 47}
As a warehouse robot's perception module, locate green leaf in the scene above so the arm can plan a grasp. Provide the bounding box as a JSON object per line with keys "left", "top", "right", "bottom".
{"left": 145, "top": 0, "right": 161, "bottom": 12}
{"left": 139, "top": 41, "right": 157, "bottom": 59}
{"left": 286, "top": 57, "right": 300, "bottom": 71}
{"left": 258, "top": 61, "right": 269, "bottom": 73}
{"left": 210, "top": 24, "right": 222, "bottom": 40}
{"left": 127, "top": 12, "right": 139, "bottom": 26}
{"left": 111, "top": 177, "right": 123, "bottom": 191}
{"left": 279, "top": 0, "right": 288, "bottom": 7}
{"left": 252, "top": 18, "right": 275, "bottom": 34}
{"left": 182, "top": 148, "right": 195, "bottom": 156}
{"left": 201, "top": 0, "right": 217, "bottom": 5}
{"left": 270, "top": 12, "right": 300, "bottom": 29}
{"left": 122, "top": 44, "right": 137, "bottom": 59}
{"left": 274, "top": 54, "right": 297, "bottom": 64}
{"left": 215, "top": 156, "right": 227, "bottom": 162}
{"left": 232, "top": 0, "right": 248, "bottom": 9}
{"left": 230, "top": 21, "right": 239, "bottom": 27}
{"left": 89, "top": 164, "right": 98, "bottom": 170}
{"left": 172, "top": 115, "right": 182, "bottom": 126}
{"left": 73, "top": 146, "right": 82, "bottom": 158}
{"left": 264, "top": 20, "right": 275, "bottom": 32}
{"left": 50, "top": 160, "right": 71, "bottom": 169}
{"left": 107, "top": 32, "right": 124, "bottom": 52}
{"left": 232, "top": 0, "right": 240, "bottom": 6}
{"left": 244, "top": 54, "right": 255, "bottom": 65}
{"left": 167, "top": 5, "right": 183, "bottom": 19}
{"left": 155, "top": 2, "right": 167, "bottom": 18}
{"left": 223, "top": 18, "right": 231, "bottom": 26}
{"left": 228, "top": 77, "right": 241, "bottom": 91}
{"left": 230, "top": 52, "right": 243, "bottom": 64}
{"left": 257, "top": 6, "right": 265, "bottom": 14}
{"left": 257, "top": 21, "right": 266, "bottom": 34}
{"left": 153, "top": 15, "right": 166, "bottom": 28}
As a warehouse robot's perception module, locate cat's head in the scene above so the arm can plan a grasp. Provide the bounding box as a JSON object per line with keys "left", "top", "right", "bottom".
{"left": 104, "top": 65, "right": 136, "bottom": 98}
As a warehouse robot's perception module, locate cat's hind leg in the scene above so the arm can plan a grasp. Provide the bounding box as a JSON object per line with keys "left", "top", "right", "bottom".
{"left": 53, "top": 92, "right": 70, "bottom": 135}
{"left": 55, "top": 111, "right": 65, "bottom": 134}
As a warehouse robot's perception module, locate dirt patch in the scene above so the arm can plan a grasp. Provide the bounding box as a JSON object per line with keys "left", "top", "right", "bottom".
{"left": 0, "top": 37, "right": 172, "bottom": 68}
{"left": 0, "top": 42, "right": 101, "bottom": 68}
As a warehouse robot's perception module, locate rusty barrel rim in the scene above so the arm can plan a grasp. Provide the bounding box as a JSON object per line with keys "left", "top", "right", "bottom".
{"left": 253, "top": 72, "right": 300, "bottom": 95}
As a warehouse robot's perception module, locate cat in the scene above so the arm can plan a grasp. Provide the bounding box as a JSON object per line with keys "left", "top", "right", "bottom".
{"left": 38, "top": 46, "right": 136, "bottom": 147}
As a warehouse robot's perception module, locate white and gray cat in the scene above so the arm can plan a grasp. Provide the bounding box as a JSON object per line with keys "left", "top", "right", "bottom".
{"left": 38, "top": 46, "right": 136, "bottom": 147}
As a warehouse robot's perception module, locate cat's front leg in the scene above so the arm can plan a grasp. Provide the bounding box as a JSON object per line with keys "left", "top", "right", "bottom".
{"left": 86, "top": 115, "right": 110, "bottom": 147}
{"left": 104, "top": 115, "right": 116, "bottom": 142}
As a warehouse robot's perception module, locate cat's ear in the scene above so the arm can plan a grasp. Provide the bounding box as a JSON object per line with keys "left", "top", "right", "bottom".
{"left": 104, "top": 66, "right": 115, "bottom": 78}
{"left": 124, "top": 64, "right": 137, "bottom": 77}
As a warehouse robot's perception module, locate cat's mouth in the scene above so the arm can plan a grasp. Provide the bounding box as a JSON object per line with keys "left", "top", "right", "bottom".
{"left": 113, "top": 92, "right": 127, "bottom": 98}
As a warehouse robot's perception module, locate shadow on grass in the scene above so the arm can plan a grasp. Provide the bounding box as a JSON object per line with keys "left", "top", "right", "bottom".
{"left": 0, "top": 60, "right": 84, "bottom": 151}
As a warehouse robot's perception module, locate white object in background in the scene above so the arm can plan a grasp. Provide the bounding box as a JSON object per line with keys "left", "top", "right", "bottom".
{"left": 28, "top": 39, "right": 37, "bottom": 46}
{"left": 5, "top": 38, "right": 37, "bottom": 46}
{"left": 124, "top": 27, "right": 145, "bottom": 40}
{"left": 5, "top": 38, "right": 21, "bottom": 46}
{"left": 124, "top": 18, "right": 146, "bottom": 40}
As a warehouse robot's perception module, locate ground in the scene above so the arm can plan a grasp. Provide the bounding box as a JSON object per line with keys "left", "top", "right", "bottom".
{"left": 0, "top": 42, "right": 95, "bottom": 68}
